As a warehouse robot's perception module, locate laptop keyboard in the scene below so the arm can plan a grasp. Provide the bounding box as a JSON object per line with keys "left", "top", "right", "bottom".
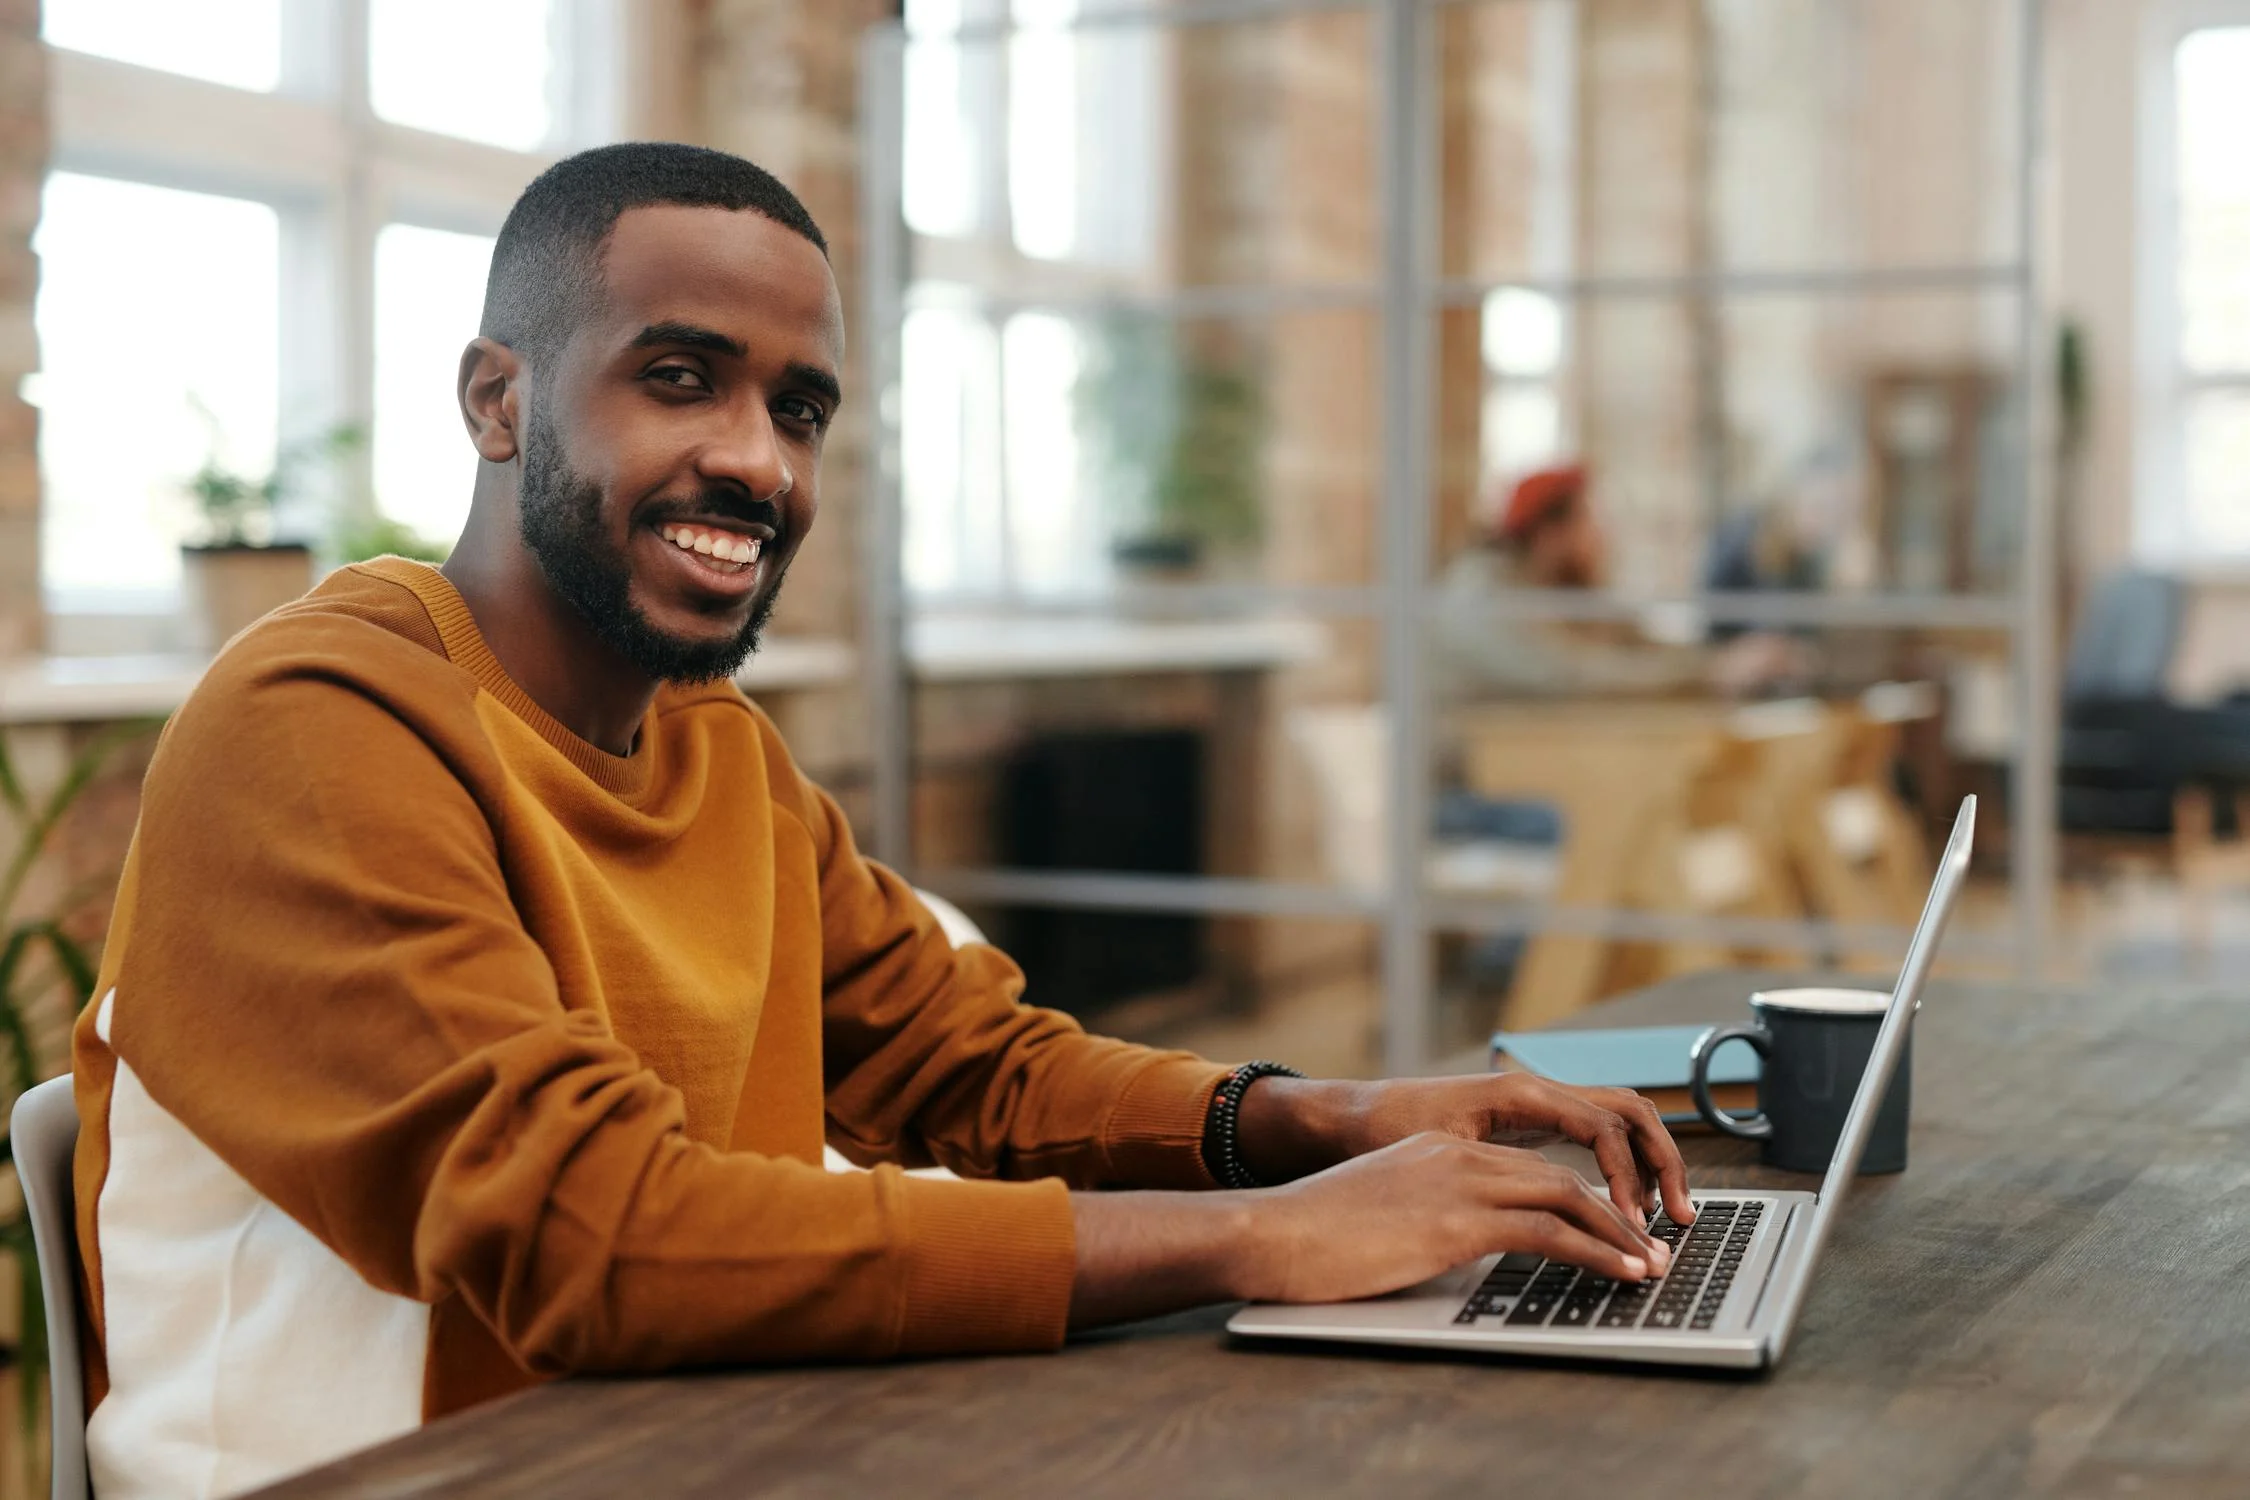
{"left": 1452, "top": 1200, "right": 1763, "bottom": 1333}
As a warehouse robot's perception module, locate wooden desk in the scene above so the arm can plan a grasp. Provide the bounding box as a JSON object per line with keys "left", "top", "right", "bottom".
{"left": 255, "top": 972, "right": 2250, "bottom": 1499}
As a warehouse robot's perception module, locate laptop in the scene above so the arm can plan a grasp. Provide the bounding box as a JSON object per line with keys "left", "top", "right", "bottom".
{"left": 1227, "top": 795, "right": 1976, "bottom": 1372}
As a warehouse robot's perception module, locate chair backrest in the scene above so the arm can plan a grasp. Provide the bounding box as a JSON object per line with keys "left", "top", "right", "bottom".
{"left": 11, "top": 1074, "right": 87, "bottom": 1500}
{"left": 913, "top": 888, "right": 987, "bottom": 948}
{"left": 2066, "top": 569, "right": 2183, "bottom": 703}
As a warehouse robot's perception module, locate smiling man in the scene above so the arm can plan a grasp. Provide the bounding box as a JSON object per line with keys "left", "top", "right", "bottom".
{"left": 71, "top": 144, "right": 1688, "bottom": 1497}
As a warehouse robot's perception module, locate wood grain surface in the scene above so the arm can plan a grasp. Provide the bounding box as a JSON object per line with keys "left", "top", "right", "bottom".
{"left": 253, "top": 972, "right": 2250, "bottom": 1500}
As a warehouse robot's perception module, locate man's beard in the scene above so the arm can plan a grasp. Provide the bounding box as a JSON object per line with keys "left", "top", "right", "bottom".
{"left": 517, "top": 399, "right": 783, "bottom": 685}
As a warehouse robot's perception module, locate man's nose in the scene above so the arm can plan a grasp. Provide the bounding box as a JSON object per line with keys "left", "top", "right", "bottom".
{"left": 699, "top": 406, "right": 793, "bottom": 502}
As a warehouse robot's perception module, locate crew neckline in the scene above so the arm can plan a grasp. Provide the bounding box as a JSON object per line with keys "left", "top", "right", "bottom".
{"left": 353, "top": 557, "right": 658, "bottom": 798}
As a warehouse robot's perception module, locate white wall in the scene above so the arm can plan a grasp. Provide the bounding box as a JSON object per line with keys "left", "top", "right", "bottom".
{"left": 2049, "top": 0, "right": 2250, "bottom": 700}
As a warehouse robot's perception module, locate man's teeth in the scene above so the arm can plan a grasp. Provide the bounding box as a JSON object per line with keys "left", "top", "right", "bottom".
{"left": 658, "top": 524, "right": 762, "bottom": 567}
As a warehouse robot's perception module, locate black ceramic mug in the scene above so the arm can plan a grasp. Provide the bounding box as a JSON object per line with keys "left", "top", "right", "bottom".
{"left": 1687, "top": 987, "right": 1912, "bottom": 1174}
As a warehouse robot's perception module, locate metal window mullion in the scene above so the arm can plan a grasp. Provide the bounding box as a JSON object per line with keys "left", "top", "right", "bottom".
{"left": 1424, "top": 588, "right": 2019, "bottom": 630}
{"left": 904, "top": 278, "right": 1381, "bottom": 320}
{"left": 334, "top": 0, "right": 380, "bottom": 525}
{"left": 907, "top": 583, "right": 1385, "bottom": 618}
{"left": 2010, "top": 0, "right": 2056, "bottom": 975}
{"left": 46, "top": 52, "right": 345, "bottom": 200}
{"left": 1429, "top": 263, "right": 2025, "bottom": 305}
{"left": 921, "top": 0, "right": 1373, "bottom": 45}
{"left": 1377, "top": 0, "right": 1436, "bottom": 1075}
{"left": 920, "top": 869, "right": 1385, "bottom": 921}
{"left": 1422, "top": 897, "right": 2023, "bottom": 969}
{"left": 862, "top": 28, "right": 915, "bottom": 869}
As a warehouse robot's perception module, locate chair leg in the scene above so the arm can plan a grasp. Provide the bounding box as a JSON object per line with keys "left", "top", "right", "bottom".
{"left": 2176, "top": 786, "right": 2217, "bottom": 964}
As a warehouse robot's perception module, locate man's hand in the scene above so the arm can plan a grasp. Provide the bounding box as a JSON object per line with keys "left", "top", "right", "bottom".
{"left": 1234, "top": 1073, "right": 1695, "bottom": 1227}
{"left": 1067, "top": 1132, "right": 1669, "bottom": 1327}
{"left": 1240, "top": 1133, "right": 1664, "bottom": 1301}
{"left": 1064, "top": 1072, "right": 1698, "bottom": 1331}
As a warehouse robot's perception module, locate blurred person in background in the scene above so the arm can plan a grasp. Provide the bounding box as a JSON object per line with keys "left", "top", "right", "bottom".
{"left": 1431, "top": 464, "right": 1812, "bottom": 701}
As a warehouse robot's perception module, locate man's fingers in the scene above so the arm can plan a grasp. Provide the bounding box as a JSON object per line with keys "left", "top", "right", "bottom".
{"left": 1498, "top": 1210, "right": 1651, "bottom": 1283}
{"left": 1554, "top": 1095, "right": 1664, "bottom": 1231}
{"left": 1597, "top": 1087, "right": 1695, "bottom": 1225}
{"left": 1489, "top": 1161, "right": 1667, "bottom": 1272}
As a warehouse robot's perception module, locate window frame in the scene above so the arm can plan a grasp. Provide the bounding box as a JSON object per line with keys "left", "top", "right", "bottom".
{"left": 37, "top": 0, "right": 625, "bottom": 624}
{"left": 899, "top": 0, "right": 1173, "bottom": 604}
{"left": 2135, "top": 0, "right": 2250, "bottom": 573}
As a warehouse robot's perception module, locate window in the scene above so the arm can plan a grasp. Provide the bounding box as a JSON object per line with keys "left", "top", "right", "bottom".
{"left": 898, "top": 0, "right": 1163, "bottom": 599}
{"left": 42, "top": 0, "right": 281, "bottom": 92}
{"left": 32, "top": 175, "right": 278, "bottom": 600}
{"left": 2171, "top": 27, "right": 2250, "bottom": 555}
{"left": 900, "top": 308, "right": 1003, "bottom": 594}
{"left": 1479, "top": 287, "right": 1571, "bottom": 523}
{"left": 33, "top": 0, "right": 622, "bottom": 622}
{"left": 373, "top": 226, "right": 501, "bottom": 544}
{"left": 369, "top": 0, "right": 558, "bottom": 151}
{"left": 2141, "top": 5, "right": 2250, "bottom": 564}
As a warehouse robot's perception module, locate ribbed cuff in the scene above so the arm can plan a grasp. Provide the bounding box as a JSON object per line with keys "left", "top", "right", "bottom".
{"left": 1099, "top": 1057, "right": 1233, "bottom": 1191}
{"left": 893, "top": 1172, "right": 1078, "bottom": 1357}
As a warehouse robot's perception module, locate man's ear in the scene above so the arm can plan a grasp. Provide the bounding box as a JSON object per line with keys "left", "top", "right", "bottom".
{"left": 459, "top": 337, "right": 525, "bottom": 463}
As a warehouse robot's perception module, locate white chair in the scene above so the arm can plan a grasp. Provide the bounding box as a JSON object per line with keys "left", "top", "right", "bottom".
{"left": 15, "top": 896, "right": 989, "bottom": 1484}
{"left": 913, "top": 888, "right": 986, "bottom": 949}
{"left": 12, "top": 1074, "right": 87, "bottom": 1500}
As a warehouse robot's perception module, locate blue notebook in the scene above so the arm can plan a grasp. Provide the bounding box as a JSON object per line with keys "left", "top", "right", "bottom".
{"left": 1489, "top": 1025, "right": 1760, "bottom": 1125}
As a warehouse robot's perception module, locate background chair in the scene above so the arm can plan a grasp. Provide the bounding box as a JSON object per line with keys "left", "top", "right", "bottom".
{"left": 2057, "top": 569, "right": 2250, "bottom": 958}
{"left": 13, "top": 1073, "right": 87, "bottom": 1500}
{"left": 2059, "top": 569, "right": 2192, "bottom": 835}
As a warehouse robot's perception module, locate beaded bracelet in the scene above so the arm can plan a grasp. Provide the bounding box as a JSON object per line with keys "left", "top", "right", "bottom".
{"left": 1200, "top": 1060, "right": 1306, "bottom": 1190}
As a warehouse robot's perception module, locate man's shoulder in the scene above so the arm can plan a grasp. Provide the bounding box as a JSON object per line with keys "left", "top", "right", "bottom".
{"left": 167, "top": 562, "right": 484, "bottom": 770}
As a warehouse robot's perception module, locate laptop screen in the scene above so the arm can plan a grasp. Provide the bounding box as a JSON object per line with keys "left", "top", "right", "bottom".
{"left": 1762, "top": 795, "right": 1975, "bottom": 1354}
{"left": 1812, "top": 795, "right": 1975, "bottom": 1209}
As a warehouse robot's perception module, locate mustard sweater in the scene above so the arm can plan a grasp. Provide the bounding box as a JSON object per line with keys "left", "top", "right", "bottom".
{"left": 70, "top": 559, "right": 1226, "bottom": 1494}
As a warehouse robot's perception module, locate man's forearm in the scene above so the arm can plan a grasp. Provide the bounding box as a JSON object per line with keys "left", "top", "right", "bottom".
{"left": 1067, "top": 1130, "right": 1676, "bottom": 1330}
{"left": 1233, "top": 1076, "right": 1371, "bottom": 1183}
{"left": 1068, "top": 1190, "right": 1263, "bottom": 1329}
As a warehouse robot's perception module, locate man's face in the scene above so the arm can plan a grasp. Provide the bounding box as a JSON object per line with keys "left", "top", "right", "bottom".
{"left": 1526, "top": 496, "right": 1604, "bottom": 590}
{"left": 517, "top": 204, "right": 843, "bottom": 683}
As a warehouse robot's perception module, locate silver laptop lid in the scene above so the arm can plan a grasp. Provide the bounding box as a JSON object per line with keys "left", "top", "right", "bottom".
{"left": 1762, "top": 794, "right": 1975, "bottom": 1357}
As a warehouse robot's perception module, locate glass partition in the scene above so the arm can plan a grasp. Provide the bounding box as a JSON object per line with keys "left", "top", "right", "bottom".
{"left": 864, "top": 0, "right": 2048, "bottom": 1070}
{"left": 1436, "top": 0, "right": 2028, "bottom": 285}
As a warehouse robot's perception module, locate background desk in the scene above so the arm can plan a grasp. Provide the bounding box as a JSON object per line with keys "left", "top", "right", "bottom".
{"left": 255, "top": 971, "right": 2250, "bottom": 1499}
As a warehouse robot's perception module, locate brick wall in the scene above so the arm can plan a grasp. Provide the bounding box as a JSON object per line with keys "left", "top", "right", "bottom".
{"left": 696, "top": 0, "right": 894, "bottom": 783}
{"left": 1573, "top": 0, "right": 1707, "bottom": 596}
{"left": 0, "top": 0, "right": 43, "bottom": 657}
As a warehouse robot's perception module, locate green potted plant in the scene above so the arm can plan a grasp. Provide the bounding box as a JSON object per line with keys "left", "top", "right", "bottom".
{"left": 334, "top": 513, "right": 450, "bottom": 566}
{"left": 1076, "top": 315, "right": 1266, "bottom": 580}
{"left": 179, "top": 417, "right": 364, "bottom": 655}
{"left": 0, "top": 719, "right": 161, "bottom": 1482}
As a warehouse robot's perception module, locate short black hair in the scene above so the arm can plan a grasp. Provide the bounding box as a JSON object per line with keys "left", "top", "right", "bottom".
{"left": 480, "top": 142, "right": 828, "bottom": 367}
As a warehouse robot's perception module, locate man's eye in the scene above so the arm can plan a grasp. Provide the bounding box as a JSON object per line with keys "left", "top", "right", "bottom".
{"left": 649, "top": 365, "right": 709, "bottom": 391}
{"left": 777, "top": 397, "right": 829, "bottom": 429}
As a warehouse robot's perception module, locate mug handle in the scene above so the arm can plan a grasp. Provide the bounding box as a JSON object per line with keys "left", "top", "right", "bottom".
{"left": 1690, "top": 1024, "right": 1773, "bottom": 1140}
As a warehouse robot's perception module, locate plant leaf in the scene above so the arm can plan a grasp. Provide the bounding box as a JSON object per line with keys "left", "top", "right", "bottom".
{"left": 0, "top": 718, "right": 162, "bottom": 928}
{"left": 0, "top": 928, "right": 42, "bottom": 1101}
{"left": 32, "top": 925, "right": 98, "bottom": 1013}
{"left": 0, "top": 734, "right": 23, "bottom": 823}
{"left": 1, "top": 1218, "right": 46, "bottom": 1448}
